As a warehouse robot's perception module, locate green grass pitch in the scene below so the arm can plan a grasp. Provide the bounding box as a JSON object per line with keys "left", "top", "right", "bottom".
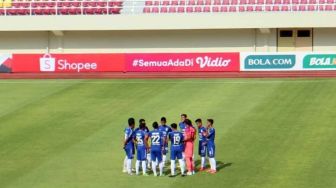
{"left": 0, "top": 78, "right": 335, "bottom": 188}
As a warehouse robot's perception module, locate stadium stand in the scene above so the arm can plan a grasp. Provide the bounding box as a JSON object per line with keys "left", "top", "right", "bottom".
{"left": 0, "top": 0, "right": 336, "bottom": 16}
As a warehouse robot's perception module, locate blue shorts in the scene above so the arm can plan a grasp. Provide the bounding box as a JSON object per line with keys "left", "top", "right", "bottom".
{"left": 170, "top": 149, "right": 183, "bottom": 160}
{"left": 137, "top": 148, "right": 146, "bottom": 161}
{"left": 198, "top": 141, "right": 207, "bottom": 157}
{"left": 124, "top": 147, "right": 134, "bottom": 159}
{"left": 207, "top": 143, "right": 216, "bottom": 158}
{"left": 151, "top": 150, "right": 162, "bottom": 163}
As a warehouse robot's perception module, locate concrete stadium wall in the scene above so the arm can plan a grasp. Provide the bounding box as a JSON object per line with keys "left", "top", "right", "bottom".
{"left": 0, "top": 28, "right": 335, "bottom": 53}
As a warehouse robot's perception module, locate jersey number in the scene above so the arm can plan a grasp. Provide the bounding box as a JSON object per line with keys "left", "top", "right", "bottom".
{"left": 173, "top": 135, "right": 180, "bottom": 145}
{"left": 151, "top": 135, "right": 160, "bottom": 145}
{"left": 136, "top": 135, "right": 143, "bottom": 145}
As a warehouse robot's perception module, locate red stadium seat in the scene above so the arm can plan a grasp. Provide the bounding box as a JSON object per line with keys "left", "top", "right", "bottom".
{"left": 266, "top": 0, "right": 273, "bottom": 4}
{"left": 205, "top": 0, "right": 212, "bottom": 5}
{"left": 177, "top": 6, "right": 185, "bottom": 12}
{"left": 188, "top": 0, "right": 196, "bottom": 5}
{"left": 246, "top": 5, "right": 253, "bottom": 11}
{"left": 308, "top": 5, "right": 315, "bottom": 10}
{"left": 240, "top": 0, "right": 247, "bottom": 4}
{"left": 326, "top": 0, "right": 334, "bottom": 3}
{"left": 273, "top": 5, "right": 280, "bottom": 10}
{"left": 281, "top": 5, "right": 289, "bottom": 10}
{"left": 195, "top": 6, "right": 202, "bottom": 12}
{"left": 214, "top": 0, "right": 222, "bottom": 4}
{"left": 325, "top": 4, "right": 333, "bottom": 10}
{"left": 152, "top": 7, "right": 159, "bottom": 13}
{"left": 145, "top": 0, "right": 152, "bottom": 6}
{"left": 162, "top": 0, "right": 170, "bottom": 6}
{"left": 171, "top": 0, "right": 179, "bottom": 5}
{"left": 255, "top": 5, "right": 263, "bottom": 10}
{"left": 160, "top": 7, "right": 168, "bottom": 13}
{"left": 238, "top": 5, "right": 245, "bottom": 11}
{"left": 143, "top": 7, "right": 151, "bottom": 13}
{"left": 257, "top": 0, "right": 265, "bottom": 4}
{"left": 197, "top": 0, "right": 204, "bottom": 5}
{"left": 318, "top": 0, "right": 326, "bottom": 3}
{"left": 186, "top": 6, "right": 194, "bottom": 12}
{"left": 212, "top": 6, "right": 220, "bottom": 12}
{"left": 231, "top": 0, "right": 238, "bottom": 4}
{"left": 168, "top": 6, "right": 177, "bottom": 12}
{"left": 299, "top": 5, "right": 306, "bottom": 10}
{"left": 274, "top": 0, "right": 281, "bottom": 4}
{"left": 220, "top": 5, "right": 228, "bottom": 11}
{"left": 203, "top": 6, "right": 211, "bottom": 12}
{"left": 248, "top": 0, "right": 256, "bottom": 4}
{"left": 229, "top": 5, "right": 237, "bottom": 11}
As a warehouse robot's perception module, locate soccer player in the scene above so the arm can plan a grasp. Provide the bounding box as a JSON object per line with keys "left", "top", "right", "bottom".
{"left": 179, "top": 114, "right": 187, "bottom": 160}
{"left": 206, "top": 119, "right": 217, "bottom": 174}
{"left": 195, "top": 119, "right": 207, "bottom": 171}
{"left": 123, "top": 118, "right": 135, "bottom": 175}
{"left": 133, "top": 123, "right": 149, "bottom": 176}
{"left": 138, "top": 119, "right": 151, "bottom": 168}
{"left": 147, "top": 122, "right": 164, "bottom": 176}
{"left": 179, "top": 114, "right": 187, "bottom": 133}
{"left": 159, "top": 117, "right": 172, "bottom": 165}
{"left": 168, "top": 123, "right": 185, "bottom": 177}
{"left": 184, "top": 119, "right": 196, "bottom": 176}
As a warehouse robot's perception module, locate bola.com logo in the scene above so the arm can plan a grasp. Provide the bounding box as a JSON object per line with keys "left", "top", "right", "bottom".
{"left": 39, "top": 53, "right": 98, "bottom": 72}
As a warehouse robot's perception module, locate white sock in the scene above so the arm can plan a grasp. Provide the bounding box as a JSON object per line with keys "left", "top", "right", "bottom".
{"left": 201, "top": 157, "right": 206, "bottom": 168}
{"left": 178, "top": 159, "right": 185, "bottom": 175}
{"left": 123, "top": 156, "right": 127, "bottom": 171}
{"left": 127, "top": 159, "right": 132, "bottom": 174}
{"left": 135, "top": 160, "right": 140, "bottom": 175}
{"left": 171, "top": 160, "right": 175, "bottom": 175}
{"left": 210, "top": 158, "right": 217, "bottom": 171}
{"left": 159, "top": 162, "right": 163, "bottom": 176}
{"left": 152, "top": 161, "right": 157, "bottom": 176}
{"left": 163, "top": 155, "right": 167, "bottom": 164}
{"left": 142, "top": 161, "right": 147, "bottom": 174}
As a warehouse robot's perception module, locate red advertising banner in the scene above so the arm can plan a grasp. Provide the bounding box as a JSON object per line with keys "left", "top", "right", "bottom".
{"left": 12, "top": 53, "right": 125, "bottom": 73}
{"left": 125, "top": 53, "right": 240, "bottom": 72}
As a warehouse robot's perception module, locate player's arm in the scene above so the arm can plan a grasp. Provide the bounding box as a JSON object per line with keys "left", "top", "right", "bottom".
{"left": 144, "top": 134, "right": 149, "bottom": 150}
{"left": 207, "top": 128, "right": 214, "bottom": 139}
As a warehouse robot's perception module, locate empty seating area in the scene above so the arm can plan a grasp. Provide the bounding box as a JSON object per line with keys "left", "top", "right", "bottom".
{"left": 0, "top": 0, "right": 123, "bottom": 15}
{"left": 143, "top": 0, "right": 336, "bottom": 13}
{"left": 1, "top": 0, "right": 336, "bottom": 15}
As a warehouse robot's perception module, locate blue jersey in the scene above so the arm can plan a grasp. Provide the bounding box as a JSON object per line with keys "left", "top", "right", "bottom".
{"left": 124, "top": 127, "right": 134, "bottom": 149}
{"left": 179, "top": 122, "right": 186, "bottom": 134}
{"left": 168, "top": 131, "right": 184, "bottom": 151}
{"left": 207, "top": 127, "right": 215, "bottom": 144}
{"left": 198, "top": 126, "right": 207, "bottom": 142}
{"left": 159, "top": 125, "right": 172, "bottom": 138}
{"left": 134, "top": 129, "right": 147, "bottom": 150}
{"left": 148, "top": 129, "right": 163, "bottom": 151}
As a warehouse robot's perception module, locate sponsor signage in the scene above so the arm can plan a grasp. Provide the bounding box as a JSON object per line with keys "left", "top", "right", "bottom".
{"left": 125, "top": 53, "right": 240, "bottom": 72}
{"left": 303, "top": 54, "right": 336, "bottom": 69}
{"left": 244, "top": 54, "right": 296, "bottom": 69}
{"left": 0, "top": 54, "right": 12, "bottom": 73}
{"left": 12, "top": 53, "right": 125, "bottom": 73}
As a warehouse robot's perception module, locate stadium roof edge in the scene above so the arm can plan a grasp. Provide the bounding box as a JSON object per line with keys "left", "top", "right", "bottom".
{"left": 0, "top": 12, "right": 336, "bottom": 31}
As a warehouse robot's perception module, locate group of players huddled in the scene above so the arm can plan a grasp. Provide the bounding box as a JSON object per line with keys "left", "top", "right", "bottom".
{"left": 123, "top": 114, "right": 217, "bottom": 177}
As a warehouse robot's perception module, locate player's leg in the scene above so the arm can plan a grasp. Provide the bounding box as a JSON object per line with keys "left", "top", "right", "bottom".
{"left": 135, "top": 149, "right": 140, "bottom": 175}
{"left": 125, "top": 148, "right": 133, "bottom": 175}
{"left": 170, "top": 150, "right": 176, "bottom": 176}
{"left": 151, "top": 150, "right": 158, "bottom": 176}
{"left": 123, "top": 156, "right": 127, "bottom": 173}
{"left": 158, "top": 151, "right": 164, "bottom": 176}
{"left": 199, "top": 143, "right": 207, "bottom": 171}
{"left": 140, "top": 149, "right": 148, "bottom": 176}
{"left": 162, "top": 147, "right": 167, "bottom": 166}
{"left": 147, "top": 149, "right": 151, "bottom": 168}
{"left": 207, "top": 144, "right": 217, "bottom": 174}
{"left": 177, "top": 150, "right": 185, "bottom": 176}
